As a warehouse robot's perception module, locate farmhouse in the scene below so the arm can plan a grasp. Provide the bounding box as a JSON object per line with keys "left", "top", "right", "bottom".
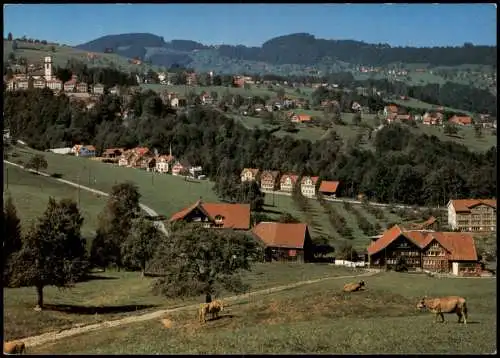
{"left": 383, "top": 104, "right": 398, "bottom": 117}
{"left": 252, "top": 222, "right": 314, "bottom": 263}
{"left": 170, "top": 200, "right": 251, "bottom": 230}
{"left": 92, "top": 83, "right": 105, "bottom": 95}
{"left": 260, "top": 170, "right": 280, "bottom": 192}
{"left": 367, "top": 225, "right": 481, "bottom": 276}
{"left": 118, "top": 150, "right": 135, "bottom": 167}
{"left": 280, "top": 173, "right": 298, "bottom": 193}
{"left": 290, "top": 113, "right": 312, "bottom": 123}
{"left": 300, "top": 176, "right": 319, "bottom": 198}
{"left": 71, "top": 144, "right": 96, "bottom": 157}
{"left": 422, "top": 111, "right": 443, "bottom": 125}
{"left": 449, "top": 115, "right": 473, "bottom": 126}
{"left": 447, "top": 199, "right": 496, "bottom": 232}
{"left": 102, "top": 148, "right": 124, "bottom": 159}
{"left": 318, "top": 180, "right": 340, "bottom": 198}
{"left": 172, "top": 160, "right": 192, "bottom": 176}
{"left": 241, "top": 168, "right": 260, "bottom": 183}
{"left": 155, "top": 154, "right": 175, "bottom": 173}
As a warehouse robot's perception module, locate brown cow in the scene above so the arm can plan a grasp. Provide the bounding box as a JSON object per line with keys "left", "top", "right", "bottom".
{"left": 416, "top": 296, "right": 468, "bottom": 324}
{"left": 198, "top": 303, "right": 210, "bottom": 323}
{"left": 4, "top": 341, "right": 26, "bottom": 355}
{"left": 343, "top": 281, "right": 366, "bottom": 293}
{"left": 208, "top": 300, "right": 224, "bottom": 320}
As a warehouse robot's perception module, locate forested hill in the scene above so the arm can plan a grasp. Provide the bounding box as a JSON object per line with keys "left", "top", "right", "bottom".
{"left": 76, "top": 32, "right": 497, "bottom": 67}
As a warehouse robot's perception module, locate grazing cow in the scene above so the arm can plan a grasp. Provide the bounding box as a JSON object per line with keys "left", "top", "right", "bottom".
{"left": 416, "top": 296, "right": 468, "bottom": 324}
{"left": 208, "top": 300, "right": 224, "bottom": 320}
{"left": 198, "top": 303, "right": 210, "bottom": 323}
{"left": 343, "top": 281, "right": 366, "bottom": 293}
{"left": 3, "top": 341, "right": 26, "bottom": 355}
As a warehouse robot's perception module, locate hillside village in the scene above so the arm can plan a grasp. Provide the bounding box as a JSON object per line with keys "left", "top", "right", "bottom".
{"left": 2, "top": 11, "right": 497, "bottom": 355}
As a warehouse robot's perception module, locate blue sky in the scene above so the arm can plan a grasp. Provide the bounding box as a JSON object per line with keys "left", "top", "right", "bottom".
{"left": 3, "top": 4, "right": 497, "bottom": 47}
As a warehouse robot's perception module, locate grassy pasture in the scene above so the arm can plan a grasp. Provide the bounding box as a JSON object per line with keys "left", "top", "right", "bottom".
{"left": 3, "top": 264, "right": 354, "bottom": 341}
{"left": 3, "top": 164, "right": 107, "bottom": 239}
{"left": 30, "top": 271, "right": 496, "bottom": 354}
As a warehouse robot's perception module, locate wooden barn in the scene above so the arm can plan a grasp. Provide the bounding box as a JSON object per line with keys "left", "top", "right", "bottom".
{"left": 251, "top": 222, "right": 314, "bottom": 263}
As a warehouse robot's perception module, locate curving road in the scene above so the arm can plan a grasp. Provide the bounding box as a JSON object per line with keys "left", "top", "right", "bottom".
{"left": 4, "top": 160, "right": 169, "bottom": 236}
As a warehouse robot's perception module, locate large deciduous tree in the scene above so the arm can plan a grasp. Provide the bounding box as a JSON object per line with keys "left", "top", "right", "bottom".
{"left": 10, "top": 198, "right": 88, "bottom": 310}
{"left": 150, "top": 225, "right": 261, "bottom": 298}
{"left": 121, "top": 216, "right": 164, "bottom": 276}
{"left": 91, "top": 182, "right": 141, "bottom": 269}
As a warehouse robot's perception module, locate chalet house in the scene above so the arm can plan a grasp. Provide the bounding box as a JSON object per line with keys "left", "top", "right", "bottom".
{"left": 447, "top": 199, "right": 496, "bottom": 232}
{"left": 367, "top": 225, "right": 480, "bottom": 276}
{"left": 449, "top": 115, "right": 473, "bottom": 126}
{"left": 280, "top": 174, "right": 298, "bottom": 193}
{"left": 318, "top": 180, "right": 340, "bottom": 198}
{"left": 172, "top": 160, "right": 191, "bottom": 176}
{"left": 387, "top": 113, "right": 412, "bottom": 124}
{"left": 93, "top": 83, "right": 105, "bottom": 95}
{"left": 291, "top": 113, "right": 312, "bottom": 123}
{"left": 383, "top": 104, "right": 398, "bottom": 117}
{"left": 102, "top": 148, "right": 124, "bottom": 160}
{"left": 260, "top": 170, "right": 280, "bottom": 192}
{"left": 76, "top": 82, "right": 88, "bottom": 93}
{"left": 129, "top": 148, "right": 153, "bottom": 169}
{"left": 240, "top": 168, "right": 260, "bottom": 183}
{"left": 252, "top": 222, "right": 314, "bottom": 263}
{"left": 422, "top": 112, "right": 443, "bottom": 126}
{"left": 300, "top": 176, "right": 319, "bottom": 198}
{"left": 155, "top": 154, "right": 175, "bottom": 174}
{"left": 170, "top": 200, "right": 251, "bottom": 230}
{"left": 71, "top": 144, "right": 96, "bottom": 157}
{"left": 118, "top": 150, "right": 135, "bottom": 167}
{"left": 351, "top": 102, "right": 362, "bottom": 112}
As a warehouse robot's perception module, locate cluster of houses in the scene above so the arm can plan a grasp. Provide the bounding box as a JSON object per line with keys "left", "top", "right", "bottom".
{"left": 167, "top": 197, "right": 492, "bottom": 276}
{"left": 241, "top": 168, "right": 339, "bottom": 198}
{"left": 383, "top": 104, "right": 497, "bottom": 128}
{"left": 4, "top": 55, "right": 120, "bottom": 96}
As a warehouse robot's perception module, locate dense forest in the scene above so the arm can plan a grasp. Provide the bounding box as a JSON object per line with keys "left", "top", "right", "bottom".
{"left": 76, "top": 32, "right": 497, "bottom": 67}
{"left": 4, "top": 88, "right": 496, "bottom": 207}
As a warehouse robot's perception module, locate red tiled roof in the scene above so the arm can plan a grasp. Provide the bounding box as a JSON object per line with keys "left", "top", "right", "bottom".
{"left": 449, "top": 115, "right": 472, "bottom": 125}
{"left": 133, "top": 147, "right": 150, "bottom": 156}
{"left": 301, "top": 176, "right": 319, "bottom": 185}
{"left": 367, "top": 225, "right": 478, "bottom": 262}
{"left": 319, "top": 181, "right": 339, "bottom": 193}
{"left": 169, "top": 200, "right": 250, "bottom": 230}
{"left": 294, "top": 114, "right": 312, "bottom": 122}
{"left": 252, "top": 222, "right": 308, "bottom": 249}
{"left": 261, "top": 170, "right": 280, "bottom": 180}
{"left": 449, "top": 199, "right": 497, "bottom": 212}
{"left": 83, "top": 145, "right": 96, "bottom": 151}
{"left": 280, "top": 174, "right": 298, "bottom": 184}
{"left": 385, "top": 104, "right": 398, "bottom": 113}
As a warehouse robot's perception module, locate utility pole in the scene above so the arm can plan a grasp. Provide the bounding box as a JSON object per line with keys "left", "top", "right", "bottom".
{"left": 77, "top": 174, "right": 81, "bottom": 207}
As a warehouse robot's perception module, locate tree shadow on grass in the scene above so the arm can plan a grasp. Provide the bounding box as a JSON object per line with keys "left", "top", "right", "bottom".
{"left": 42, "top": 303, "right": 159, "bottom": 315}
{"left": 260, "top": 207, "right": 283, "bottom": 215}
{"left": 77, "top": 274, "right": 120, "bottom": 283}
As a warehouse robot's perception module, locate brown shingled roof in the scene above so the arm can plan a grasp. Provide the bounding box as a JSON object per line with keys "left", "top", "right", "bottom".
{"left": 319, "top": 180, "right": 340, "bottom": 193}
{"left": 169, "top": 200, "right": 250, "bottom": 230}
{"left": 252, "top": 222, "right": 308, "bottom": 249}
{"left": 367, "top": 225, "right": 478, "bottom": 262}
{"left": 449, "top": 199, "right": 497, "bottom": 212}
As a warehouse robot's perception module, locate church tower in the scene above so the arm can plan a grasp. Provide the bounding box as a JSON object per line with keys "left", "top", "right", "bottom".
{"left": 44, "top": 56, "right": 53, "bottom": 81}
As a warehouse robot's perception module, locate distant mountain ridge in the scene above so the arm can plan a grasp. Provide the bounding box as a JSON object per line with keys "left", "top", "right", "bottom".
{"left": 75, "top": 32, "right": 497, "bottom": 72}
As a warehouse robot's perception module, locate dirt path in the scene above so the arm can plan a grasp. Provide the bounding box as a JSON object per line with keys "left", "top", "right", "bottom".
{"left": 19, "top": 270, "right": 376, "bottom": 348}
{"left": 4, "top": 160, "right": 168, "bottom": 236}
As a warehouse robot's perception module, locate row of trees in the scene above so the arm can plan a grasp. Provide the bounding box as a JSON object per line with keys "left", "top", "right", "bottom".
{"left": 3, "top": 182, "right": 261, "bottom": 309}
